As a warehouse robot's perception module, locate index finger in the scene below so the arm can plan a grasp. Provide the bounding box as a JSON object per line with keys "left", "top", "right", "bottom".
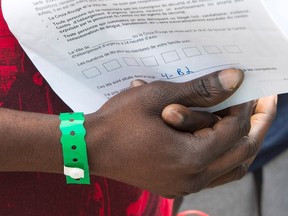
{"left": 190, "top": 101, "right": 254, "bottom": 167}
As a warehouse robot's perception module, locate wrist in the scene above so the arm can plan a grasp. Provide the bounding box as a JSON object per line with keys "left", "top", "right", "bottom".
{"left": 84, "top": 112, "right": 109, "bottom": 177}
{"left": 59, "top": 112, "right": 90, "bottom": 184}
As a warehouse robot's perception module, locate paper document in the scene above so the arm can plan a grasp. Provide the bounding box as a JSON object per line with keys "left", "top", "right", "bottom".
{"left": 2, "top": 0, "right": 288, "bottom": 113}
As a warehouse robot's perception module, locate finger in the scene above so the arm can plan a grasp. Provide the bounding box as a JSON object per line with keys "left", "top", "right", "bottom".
{"left": 200, "top": 96, "right": 277, "bottom": 185}
{"left": 165, "top": 68, "right": 244, "bottom": 107}
{"left": 190, "top": 101, "right": 254, "bottom": 168}
{"left": 162, "top": 104, "right": 219, "bottom": 132}
{"left": 215, "top": 100, "right": 258, "bottom": 118}
{"left": 206, "top": 163, "right": 249, "bottom": 188}
{"left": 250, "top": 95, "right": 277, "bottom": 140}
{"left": 130, "top": 80, "right": 147, "bottom": 88}
{"left": 207, "top": 153, "right": 260, "bottom": 188}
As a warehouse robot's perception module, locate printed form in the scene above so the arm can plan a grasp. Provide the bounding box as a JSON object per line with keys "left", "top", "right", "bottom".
{"left": 2, "top": 0, "right": 288, "bottom": 113}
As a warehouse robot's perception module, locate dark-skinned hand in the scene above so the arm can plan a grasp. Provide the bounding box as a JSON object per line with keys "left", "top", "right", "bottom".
{"left": 132, "top": 74, "right": 277, "bottom": 192}
{"left": 86, "top": 69, "right": 276, "bottom": 198}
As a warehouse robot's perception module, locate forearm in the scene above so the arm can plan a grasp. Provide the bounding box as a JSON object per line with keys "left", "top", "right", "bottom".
{"left": 0, "top": 108, "right": 65, "bottom": 173}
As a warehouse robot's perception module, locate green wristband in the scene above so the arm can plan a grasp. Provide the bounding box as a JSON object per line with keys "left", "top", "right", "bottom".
{"left": 59, "top": 112, "right": 90, "bottom": 184}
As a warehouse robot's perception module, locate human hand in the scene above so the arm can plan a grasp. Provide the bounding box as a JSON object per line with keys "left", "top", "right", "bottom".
{"left": 85, "top": 69, "right": 259, "bottom": 198}
{"left": 131, "top": 80, "right": 221, "bottom": 131}
{"left": 206, "top": 96, "right": 277, "bottom": 187}
{"left": 162, "top": 96, "right": 277, "bottom": 189}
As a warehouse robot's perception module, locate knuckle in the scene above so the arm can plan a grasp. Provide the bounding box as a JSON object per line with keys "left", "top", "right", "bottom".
{"left": 239, "top": 136, "right": 259, "bottom": 159}
{"left": 246, "top": 137, "right": 259, "bottom": 158}
{"left": 193, "top": 77, "right": 211, "bottom": 98}
{"left": 237, "top": 118, "right": 251, "bottom": 137}
{"left": 233, "top": 163, "right": 248, "bottom": 181}
{"left": 179, "top": 77, "right": 212, "bottom": 105}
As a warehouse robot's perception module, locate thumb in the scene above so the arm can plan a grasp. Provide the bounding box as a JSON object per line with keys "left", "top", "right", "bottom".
{"left": 171, "top": 68, "right": 244, "bottom": 107}
{"left": 162, "top": 104, "right": 220, "bottom": 132}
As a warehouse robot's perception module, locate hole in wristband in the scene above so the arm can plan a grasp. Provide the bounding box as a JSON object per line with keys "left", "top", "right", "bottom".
{"left": 70, "top": 131, "right": 75, "bottom": 136}
{"left": 73, "top": 158, "right": 78, "bottom": 162}
{"left": 71, "top": 145, "right": 77, "bottom": 150}
{"left": 69, "top": 118, "right": 74, "bottom": 122}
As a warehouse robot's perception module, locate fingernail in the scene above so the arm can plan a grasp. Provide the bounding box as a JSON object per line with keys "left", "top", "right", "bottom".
{"left": 165, "top": 109, "right": 184, "bottom": 125}
{"left": 218, "top": 69, "right": 244, "bottom": 91}
{"left": 130, "top": 80, "right": 144, "bottom": 87}
{"left": 274, "top": 95, "right": 278, "bottom": 105}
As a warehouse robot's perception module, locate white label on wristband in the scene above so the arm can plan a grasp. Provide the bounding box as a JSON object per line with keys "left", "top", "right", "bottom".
{"left": 64, "top": 166, "right": 84, "bottom": 179}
